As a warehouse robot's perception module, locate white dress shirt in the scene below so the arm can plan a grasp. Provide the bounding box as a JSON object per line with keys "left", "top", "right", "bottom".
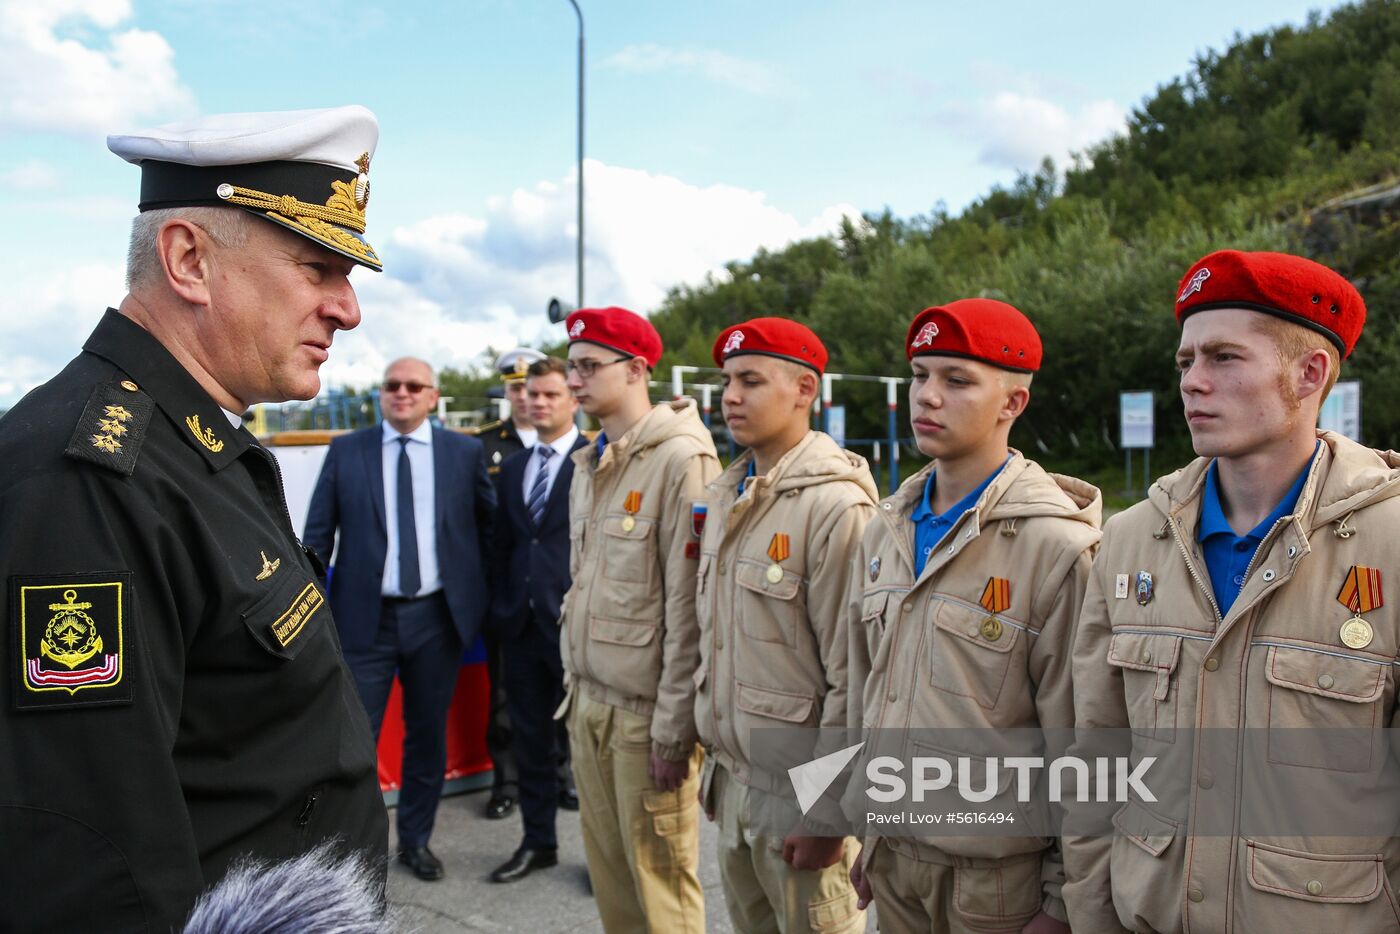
{"left": 521, "top": 426, "right": 580, "bottom": 505}
{"left": 515, "top": 425, "right": 539, "bottom": 450}
{"left": 381, "top": 420, "right": 441, "bottom": 597}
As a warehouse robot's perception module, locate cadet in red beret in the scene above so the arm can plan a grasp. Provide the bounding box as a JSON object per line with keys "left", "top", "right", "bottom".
{"left": 559, "top": 304, "right": 718, "bottom": 932}
{"left": 1061, "top": 251, "right": 1400, "bottom": 934}
{"left": 698, "top": 316, "right": 876, "bottom": 932}
{"left": 848, "top": 298, "right": 1100, "bottom": 934}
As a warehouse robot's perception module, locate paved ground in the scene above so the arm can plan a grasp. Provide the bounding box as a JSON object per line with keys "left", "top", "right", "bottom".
{"left": 385, "top": 788, "right": 877, "bottom": 933}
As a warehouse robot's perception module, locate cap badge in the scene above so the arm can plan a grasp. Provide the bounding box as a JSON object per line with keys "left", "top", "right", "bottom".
{"left": 569, "top": 320, "right": 586, "bottom": 338}
{"left": 1178, "top": 268, "right": 1211, "bottom": 303}
{"left": 621, "top": 490, "right": 642, "bottom": 531}
{"left": 1135, "top": 571, "right": 1154, "bottom": 606}
{"left": 1337, "top": 565, "right": 1382, "bottom": 649}
{"left": 766, "top": 533, "right": 790, "bottom": 584}
{"left": 912, "top": 322, "right": 939, "bottom": 348}
{"left": 723, "top": 330, "right": 746, "bottom": 355}
{"left": 353, "top": 152, "right": 372, "bottom": 211}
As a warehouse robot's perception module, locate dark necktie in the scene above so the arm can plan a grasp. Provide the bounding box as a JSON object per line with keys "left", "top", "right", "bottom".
{"left": 528, "top": 445, "right": 554, "bottom": 527}
{"left": 397, "top": 436, "right": 421, "bottom": 597}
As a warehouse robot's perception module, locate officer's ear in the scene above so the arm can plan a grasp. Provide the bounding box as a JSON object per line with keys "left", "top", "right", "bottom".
{"left": 157, "top": 219, "right": 215, "bottom": 308}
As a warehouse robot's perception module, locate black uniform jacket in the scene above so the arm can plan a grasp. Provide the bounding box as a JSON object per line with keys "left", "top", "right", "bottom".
{"left": 0, "top": 310, "right": 387, "bottom": 933}
{"left": 475, "top": 418, "right": 525, "bottom": 478}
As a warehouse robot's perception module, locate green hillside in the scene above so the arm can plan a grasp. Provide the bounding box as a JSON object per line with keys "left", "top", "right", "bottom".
{"left": 634, "top": 0, "right": 1400, "bottom": 481}
{"left": 435, "top": 1, "right": 1400, "bottom": 493}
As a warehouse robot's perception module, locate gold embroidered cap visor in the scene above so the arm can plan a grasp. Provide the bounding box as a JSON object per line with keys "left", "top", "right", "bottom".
{"left": 107, "top": 105, "right": 382, "bottom": 271}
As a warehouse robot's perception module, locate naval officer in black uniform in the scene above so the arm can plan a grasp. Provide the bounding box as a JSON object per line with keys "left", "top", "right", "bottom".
{"left": 473, "top": 347, "right": 541, "bottom": 819}
{"left": 0, "top": 106, "right": 388, "bottom": 933}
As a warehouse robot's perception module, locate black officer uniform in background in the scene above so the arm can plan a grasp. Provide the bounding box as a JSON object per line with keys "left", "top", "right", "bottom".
{"left": 469, "top": 350, "right": 536, "bottom": 819}
{"left": 0, "top": 312, "right": 387, "bottom": 931}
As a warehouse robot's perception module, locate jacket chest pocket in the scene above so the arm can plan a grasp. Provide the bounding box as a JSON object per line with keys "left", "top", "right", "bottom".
{"left": 1243, "top": 840, "right": 1395, "bottom": 931}
{"left": 602, "top": 515, "right": 657, "bottom": 585}
{"left": 1107, "top": 631, "right": 1183, "bottom": 744}
{"left": 927, "top": 599, "right": 1019, "bottom": 710}
{"left": 241, "top": 572, "right": 327, "bottom": 663}
{"left": 1264, "top": 645, "right": 1386, "bottom": 772}
{"left": 735, "top": 559, "right": 801, "bottom": 647}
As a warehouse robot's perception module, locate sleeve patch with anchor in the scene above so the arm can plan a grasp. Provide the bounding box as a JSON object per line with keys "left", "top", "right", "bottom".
{"left": 11, "top": 572, "right": 133, "bottom": 711}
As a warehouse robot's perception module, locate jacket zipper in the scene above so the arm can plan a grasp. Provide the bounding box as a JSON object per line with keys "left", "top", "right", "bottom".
{"left": 1167, "top": 516, "right": 1223, "bottom": 625}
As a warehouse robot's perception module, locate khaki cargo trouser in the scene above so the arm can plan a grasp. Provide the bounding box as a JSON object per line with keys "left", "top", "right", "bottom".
{"left": 712, "top": 764, "right": 863, "bottom": 934}
{"left": 568, "top": 691, "right": 704, "bottom": 933}
{"left": 867, "top": 839, "right": 1042, "bottom": 934}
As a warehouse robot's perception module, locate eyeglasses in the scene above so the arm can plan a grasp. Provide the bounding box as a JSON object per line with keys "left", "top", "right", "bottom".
{"left": 566, "top": 357, "right": 633, "bottom": 378}
{"left": 382, "top": 380, "right": 434, "bottom": 394}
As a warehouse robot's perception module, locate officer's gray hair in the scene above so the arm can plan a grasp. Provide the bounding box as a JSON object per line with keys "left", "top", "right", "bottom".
{"left": 181, "top": 842, "right": 393, "bottom": 934}
{"left": 125, "top": 207, "right": 252, "bottom": 291}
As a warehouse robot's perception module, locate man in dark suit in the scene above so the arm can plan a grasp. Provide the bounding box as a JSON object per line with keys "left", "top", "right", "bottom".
{"left": 305, "top": 357, "right": 494, "bottom": 882}
{"left": 473, "top": 346, "right": 545, "bottom": 820}
{"left": 488, "top": 356, "right": 586, "bottom": 883}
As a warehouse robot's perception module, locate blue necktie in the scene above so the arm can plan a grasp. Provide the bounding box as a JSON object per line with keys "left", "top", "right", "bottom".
{"left": 397, "top": 437, "right": 421, "bottom": 597}
{"left": 528, "top": 445, "right": 554, "bottom": 527}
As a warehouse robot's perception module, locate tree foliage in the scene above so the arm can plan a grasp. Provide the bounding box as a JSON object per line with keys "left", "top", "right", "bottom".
{"left": 639, "top": 0, "right": 1400, "bottom": 478}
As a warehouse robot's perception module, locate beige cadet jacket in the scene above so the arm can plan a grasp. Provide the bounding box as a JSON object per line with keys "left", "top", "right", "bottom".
{"left": 694, "top": 431, "right": 878, "bottom": 794}
{"left": 1063, "top": 432, "right": 1400, "bottom": 934}
{"left": 562, "top": 400, "right": 720, "bottom": 761}
{"left": 848, "top": 453, "right": 1101, "bottom": 921}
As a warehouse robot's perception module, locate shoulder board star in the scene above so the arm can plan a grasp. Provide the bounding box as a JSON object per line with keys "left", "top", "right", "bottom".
{"left": 66, "top": 380, "right": 154, "bottom": 476}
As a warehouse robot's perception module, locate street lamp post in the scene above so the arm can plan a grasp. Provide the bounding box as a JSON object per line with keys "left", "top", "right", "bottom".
{"left": 565, "top": 0, "right": 584, "bottom": 310}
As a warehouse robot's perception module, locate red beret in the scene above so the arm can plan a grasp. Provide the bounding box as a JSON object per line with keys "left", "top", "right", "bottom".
{"left": 905, "top": 298, "right": 1041, "bottom": 372}
{"left": 712, "top": 317, "right": 827, "bottom": 374}
{"left": 565, "top": 306, "right": 663, "bottom": 368}
{"left": 1175, "top": 250, "right": 1366, "bottom": 358}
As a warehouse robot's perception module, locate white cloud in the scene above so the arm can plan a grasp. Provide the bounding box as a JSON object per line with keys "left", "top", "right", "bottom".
{"left": 0, "top": 0, "right": 195, "bottom": 136}
{"left": 0, "top": 159, "right": 60, "bottom": 189}
{"left": 0, "top": 261, "right": 122, "bottom": 404}
{"left": 320, "top": 160, "right": 856, "bottom": 384}
{"left": 950, "top": 91, "right": 1125, "bottom": 172}
{"left": 0, "top": 162, "right": 857, "bottom": 406}
{"left": 603, "top": 43, "right": 791, "bottom": 97}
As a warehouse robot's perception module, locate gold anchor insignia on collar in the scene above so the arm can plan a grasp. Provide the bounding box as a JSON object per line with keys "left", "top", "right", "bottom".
{"left": 256, "top": 551, "right": 281, "bottom": 582}
{"left": 185, "top": 414, "right": 225, "bottom": 453}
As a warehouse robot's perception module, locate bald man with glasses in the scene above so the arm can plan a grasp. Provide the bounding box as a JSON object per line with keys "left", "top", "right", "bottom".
{"left": 305, "top": 356, "right": 496, "bottom": 882}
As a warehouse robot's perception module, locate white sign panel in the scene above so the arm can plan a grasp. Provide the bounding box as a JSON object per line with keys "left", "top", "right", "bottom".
{"left": 826, "top": 406, "right": 846, "bottom": 448}
{"left": 1120, "top": 391, "right": 1154, "bottom": 449}
{"left": 1319, "top": 379, "right": 1361, "bottom": 441}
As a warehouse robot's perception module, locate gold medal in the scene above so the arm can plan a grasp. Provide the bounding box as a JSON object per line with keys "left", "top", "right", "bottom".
{"left": 1340, "top": 616, "right": 1373, "bottom": 650}
{"left": 980, "top": 617, "right": 1003, "bottom": 642}
{"left": 766, "top": 563, "right": 784, "bottom": 584}
{"left": 621, "top": 515, "right": 636, "bottom": 533}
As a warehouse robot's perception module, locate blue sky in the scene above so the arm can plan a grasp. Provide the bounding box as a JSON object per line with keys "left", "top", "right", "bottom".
{"left": 0, "top": 0, "right": 1349, "bottom": 403}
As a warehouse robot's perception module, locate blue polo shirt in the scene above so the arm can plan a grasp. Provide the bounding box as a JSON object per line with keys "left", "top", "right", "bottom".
{"left": 910, "top": 456, "right": 1010, "bottom": 578}
{"left": 1198, "top": 442, "right": 1317, "bottom": 616}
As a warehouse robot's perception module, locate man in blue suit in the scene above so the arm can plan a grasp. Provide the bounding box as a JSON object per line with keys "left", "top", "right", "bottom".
{"left": 488, "top": 356, "right": 586, "bottom": 883}
{"left": 305, "top": 356, "right": 495, "bottom": 882}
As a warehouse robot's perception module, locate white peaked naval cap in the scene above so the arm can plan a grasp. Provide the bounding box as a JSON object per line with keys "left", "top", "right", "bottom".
{"left": 107, "top": 105, "right": 383, "bottom": 271}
